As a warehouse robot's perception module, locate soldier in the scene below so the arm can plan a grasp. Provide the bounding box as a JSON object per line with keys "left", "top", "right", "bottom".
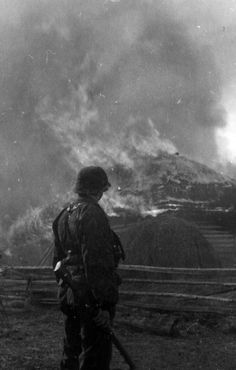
{"left": 52, "top": 166, "right": 124, "bottom": 370}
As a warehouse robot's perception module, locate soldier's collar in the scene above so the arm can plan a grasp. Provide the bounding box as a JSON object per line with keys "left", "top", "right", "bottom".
{"left": 77, "top": 196, "right": 98, "bottom": 204}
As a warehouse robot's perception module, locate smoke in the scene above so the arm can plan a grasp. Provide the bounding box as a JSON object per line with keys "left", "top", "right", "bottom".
{"left": 0, "top": 0, "right": 234, "bottom": 222}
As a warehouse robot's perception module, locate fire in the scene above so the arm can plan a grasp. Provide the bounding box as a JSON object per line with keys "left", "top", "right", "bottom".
{"left": 216, "top": 98, "right": 236, "bottom": 165}
{"left": 39, "top": 84, "right": 177, "bottom": 171}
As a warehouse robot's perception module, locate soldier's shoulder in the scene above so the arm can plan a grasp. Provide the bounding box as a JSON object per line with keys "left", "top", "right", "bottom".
{"left": 76, "top": 202, "right": 107, "bottom": 226}
{"left": 60, "top": 199, "right": 107, "bottom": 223}
{"left": 82, "top": 202, "right": 105, "bottom": 219}
{"left": 52, "top": 205, "right": 69, "bottom": 230}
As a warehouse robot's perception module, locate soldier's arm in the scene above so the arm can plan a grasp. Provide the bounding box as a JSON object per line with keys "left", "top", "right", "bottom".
{"left": 52, "top": 214, "right": 66, "bottom": 270}
{"left": 81, "top": 210, "right": 118, "bottom": 305}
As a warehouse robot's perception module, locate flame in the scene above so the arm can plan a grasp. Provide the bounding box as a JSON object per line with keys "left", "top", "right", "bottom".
{"left": 216, "top": 94, "right": 236, "bottom": 165}
{"left": 216, "top": 112, "right": 236, "bottom": 164}
{"left": 38, "top": 84, "right": 177, "bottom": 172}
{"left": 36, "top": 82, "right": 178, "bottom": 215}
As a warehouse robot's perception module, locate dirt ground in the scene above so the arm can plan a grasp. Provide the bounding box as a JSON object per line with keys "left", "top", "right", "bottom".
{"left": 1, "top": 306, "right": 236, "bottom": 370}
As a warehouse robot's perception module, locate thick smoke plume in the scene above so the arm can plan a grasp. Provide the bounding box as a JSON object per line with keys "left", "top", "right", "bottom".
{"left": 0, "top": 0, "right": 232, "bottom": 223}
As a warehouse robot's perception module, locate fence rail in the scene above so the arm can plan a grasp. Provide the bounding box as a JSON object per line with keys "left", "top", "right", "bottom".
{"left": 1, "top": 265, "right": 236, "bottom": 315}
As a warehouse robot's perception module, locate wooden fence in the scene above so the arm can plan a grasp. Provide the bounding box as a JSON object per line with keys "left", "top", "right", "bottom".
{"left": 1, "top": 265, "right": 236, "bottom": 315}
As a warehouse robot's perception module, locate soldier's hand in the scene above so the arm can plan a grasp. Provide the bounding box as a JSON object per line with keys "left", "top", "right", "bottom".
{"left": 93, "top": 309, "right": 111, "bottom": 329}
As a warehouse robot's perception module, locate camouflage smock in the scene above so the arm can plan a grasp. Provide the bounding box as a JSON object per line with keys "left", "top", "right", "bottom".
{"left": 52, "top": 196, "right": 121, "bottom": 306}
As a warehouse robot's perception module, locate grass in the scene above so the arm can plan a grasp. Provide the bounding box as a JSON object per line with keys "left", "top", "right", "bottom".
{"left": 1, "top": 306, "right": 236, "bottom": 369}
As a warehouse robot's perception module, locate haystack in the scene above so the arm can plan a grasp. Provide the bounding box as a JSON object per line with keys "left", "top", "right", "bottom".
{"left": 118, "top": 215, "right": 221, "bottom": 268}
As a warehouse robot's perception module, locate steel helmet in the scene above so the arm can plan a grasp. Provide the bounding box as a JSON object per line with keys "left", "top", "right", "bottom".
{"left": 74, "top": 166, "right": 111, "bottom": 194}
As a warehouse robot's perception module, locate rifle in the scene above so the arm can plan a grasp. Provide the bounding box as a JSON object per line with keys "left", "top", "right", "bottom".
{"left": 54, "top": 260, "right": 136, "bottom": 370}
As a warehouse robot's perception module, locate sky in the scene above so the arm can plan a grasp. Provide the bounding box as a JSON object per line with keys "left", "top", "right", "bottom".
{"left": 1, "top": 0, "right": 236, "bottom": 219}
